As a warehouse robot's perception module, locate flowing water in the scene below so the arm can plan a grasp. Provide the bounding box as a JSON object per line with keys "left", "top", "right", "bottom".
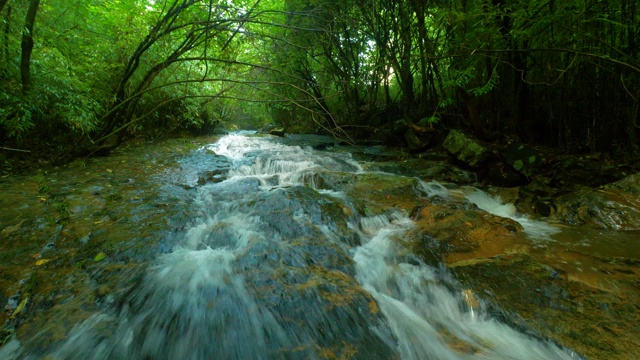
{"left": 1, "top": 133, "right": 583, "bottom": 359}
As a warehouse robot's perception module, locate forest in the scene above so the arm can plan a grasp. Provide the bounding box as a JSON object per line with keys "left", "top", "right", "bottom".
{"left": 1, "top": 0, "right": 639, "bottom": 163}
{"left": 2, "top": 1, "right": 640, "bottom": 357}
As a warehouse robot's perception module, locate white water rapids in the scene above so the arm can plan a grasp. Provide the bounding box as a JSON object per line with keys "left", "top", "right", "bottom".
{"left": 1, "top": 133, "right": 579, "bottom": 359}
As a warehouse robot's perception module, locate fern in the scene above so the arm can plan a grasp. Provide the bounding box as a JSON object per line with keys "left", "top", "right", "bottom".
{"left": 470, "top": 65, "right": 499, "bottom": 96}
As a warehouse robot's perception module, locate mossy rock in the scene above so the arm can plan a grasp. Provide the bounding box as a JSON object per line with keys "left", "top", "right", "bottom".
{"left": 442, "top": 130, "right": 490, "bottom": 168}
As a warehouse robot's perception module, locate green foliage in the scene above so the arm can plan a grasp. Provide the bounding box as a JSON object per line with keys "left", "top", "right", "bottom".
{"left": 0, "top": 96, "right": 36, "bottom": 139}
{"left": 53, "top": 198, "right": 70, "bottom": 225}
{"left": 469, "top": 66, "right": 499, "bottom": 97}
{"left": 36, "top": 46, "right": 103, "bottom": 133}
{"left": 34, "top": 172, "right": 48, "bottom": 193}
{"left": 0, "top": 0, "right": 637, "bottom": 153}
{"left": 426, "top": 115, "right": 440, "bottom": 125}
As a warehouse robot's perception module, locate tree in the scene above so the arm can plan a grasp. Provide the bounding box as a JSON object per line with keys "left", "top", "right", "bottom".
{"left": 20, "top": 0, "right": 40, "bottom": 94}
{"left": 1, "top": 0, "right": 638, "bottom": 154}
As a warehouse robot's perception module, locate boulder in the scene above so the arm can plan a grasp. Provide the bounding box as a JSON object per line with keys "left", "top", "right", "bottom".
{"left": 410, "top": 204, "right": 523, "bottom": 265}
{"left": 442, "top": 130, "right": 490, "bottom": 168}
{"left": 451, "top": 253, "right": 639, "bottom": 360}
{"left": 552, "top": 172, "right": 640, "bottom": 230}
{"left": 344, "top": 172, "right": 422, "bottom": 213}
{"left": 197, "top": 169, "right": 227, "bottom": 185}
{"left": 547, "top": 154, "right": 625, "bottom": 190}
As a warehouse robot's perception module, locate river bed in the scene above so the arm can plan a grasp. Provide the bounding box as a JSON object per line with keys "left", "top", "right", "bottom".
{"left": 1, "top": 132, "right": 637, "bottom": 359}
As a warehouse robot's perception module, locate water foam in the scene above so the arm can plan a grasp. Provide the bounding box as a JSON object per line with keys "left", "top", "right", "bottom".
{"left": 417, "top": 181, "right": 560, "bottom": 240}
{"left": 352, "top": 215, "right": 577, "bottom": 359}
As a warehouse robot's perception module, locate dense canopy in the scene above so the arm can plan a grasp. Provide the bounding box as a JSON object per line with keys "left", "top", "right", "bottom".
{"left": 1, "top": 0, "right": 638, "bottom": 157}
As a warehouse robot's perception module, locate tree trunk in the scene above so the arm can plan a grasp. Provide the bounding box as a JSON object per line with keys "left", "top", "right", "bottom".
{"left": 1, "top": 4, "right": 10, "bottom": 80}
{"left": 20, "top": 0, "right": 40, "bottom": 95}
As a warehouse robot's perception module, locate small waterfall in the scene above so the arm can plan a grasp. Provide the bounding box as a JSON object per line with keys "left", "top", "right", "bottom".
{"left": 352, "top": 212, "right": 577, "bottom": 359}
{"left": 462, "top": 188, "right": 560, "bottom": 240}
{"left": 417, "top": 181, "right": 560, "bottom": 240}
{"left": 209, "top": 133, "right": 361, "bottom": 188}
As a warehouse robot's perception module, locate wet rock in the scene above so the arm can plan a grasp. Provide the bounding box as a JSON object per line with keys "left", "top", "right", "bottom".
{"left": 197, "top": 169, "right": 227, "bottom": 184}
{"left": 607, "top": 172, "right": 640, "bottom": 195}
{"left": 451, "top": 254, "right": 639, "bottom": 360}
{"left": 553, "top": 173, "right": 640, "bottom": 230}
{"left": 365, "top": 158, "right": 476, "bottom": 185}
{"left": 312, "top": 142, "right": 332, "bottom": 150}
{"left": 344, "top": 172, "right": 422, "bottom": 213}
{"left": 532, "top": 199, "right": 555, "bottom": 217}
{"left": 487, "top": 178, "right": 558, "bottom": 218}
{"left": 283, "top": 134, "right": 337, "bottom": 149}
{"left": 235, "top": 185, "right": 355, "bottom": 241}
{"left": 409, "top": 204, "right": 524, "bottom": 264}
{"left": 547, "top": 154, "right": 634, "bottom": 190}
{"left": 442, "top": 130, "right": 490, "bottom": 168}
{"left": 386, "top": 118, "right": 409, "bottom": 143}
{"left": 345, "top": 145, "right": 406, "bottom": 163}
{"left": 268, "top": 127, "right": 286, "bottom": 137}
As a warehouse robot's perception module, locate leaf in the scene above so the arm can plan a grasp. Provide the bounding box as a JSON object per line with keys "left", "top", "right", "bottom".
{"left": 513, "top": 160, "right": 523, "bottom": 171}
{"left": 94, "top": 252, "right": 107, "bottom": 262}
{"left": 11, "top": 298, "right": 29, "bottom": 318}
{"left": 35, "top": 259, "right": 51, "bottom": 266}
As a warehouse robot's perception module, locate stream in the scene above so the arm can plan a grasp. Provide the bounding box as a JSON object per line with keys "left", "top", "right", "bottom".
{"left": 0, "top": 132, "right": 621, "bottom": 359}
